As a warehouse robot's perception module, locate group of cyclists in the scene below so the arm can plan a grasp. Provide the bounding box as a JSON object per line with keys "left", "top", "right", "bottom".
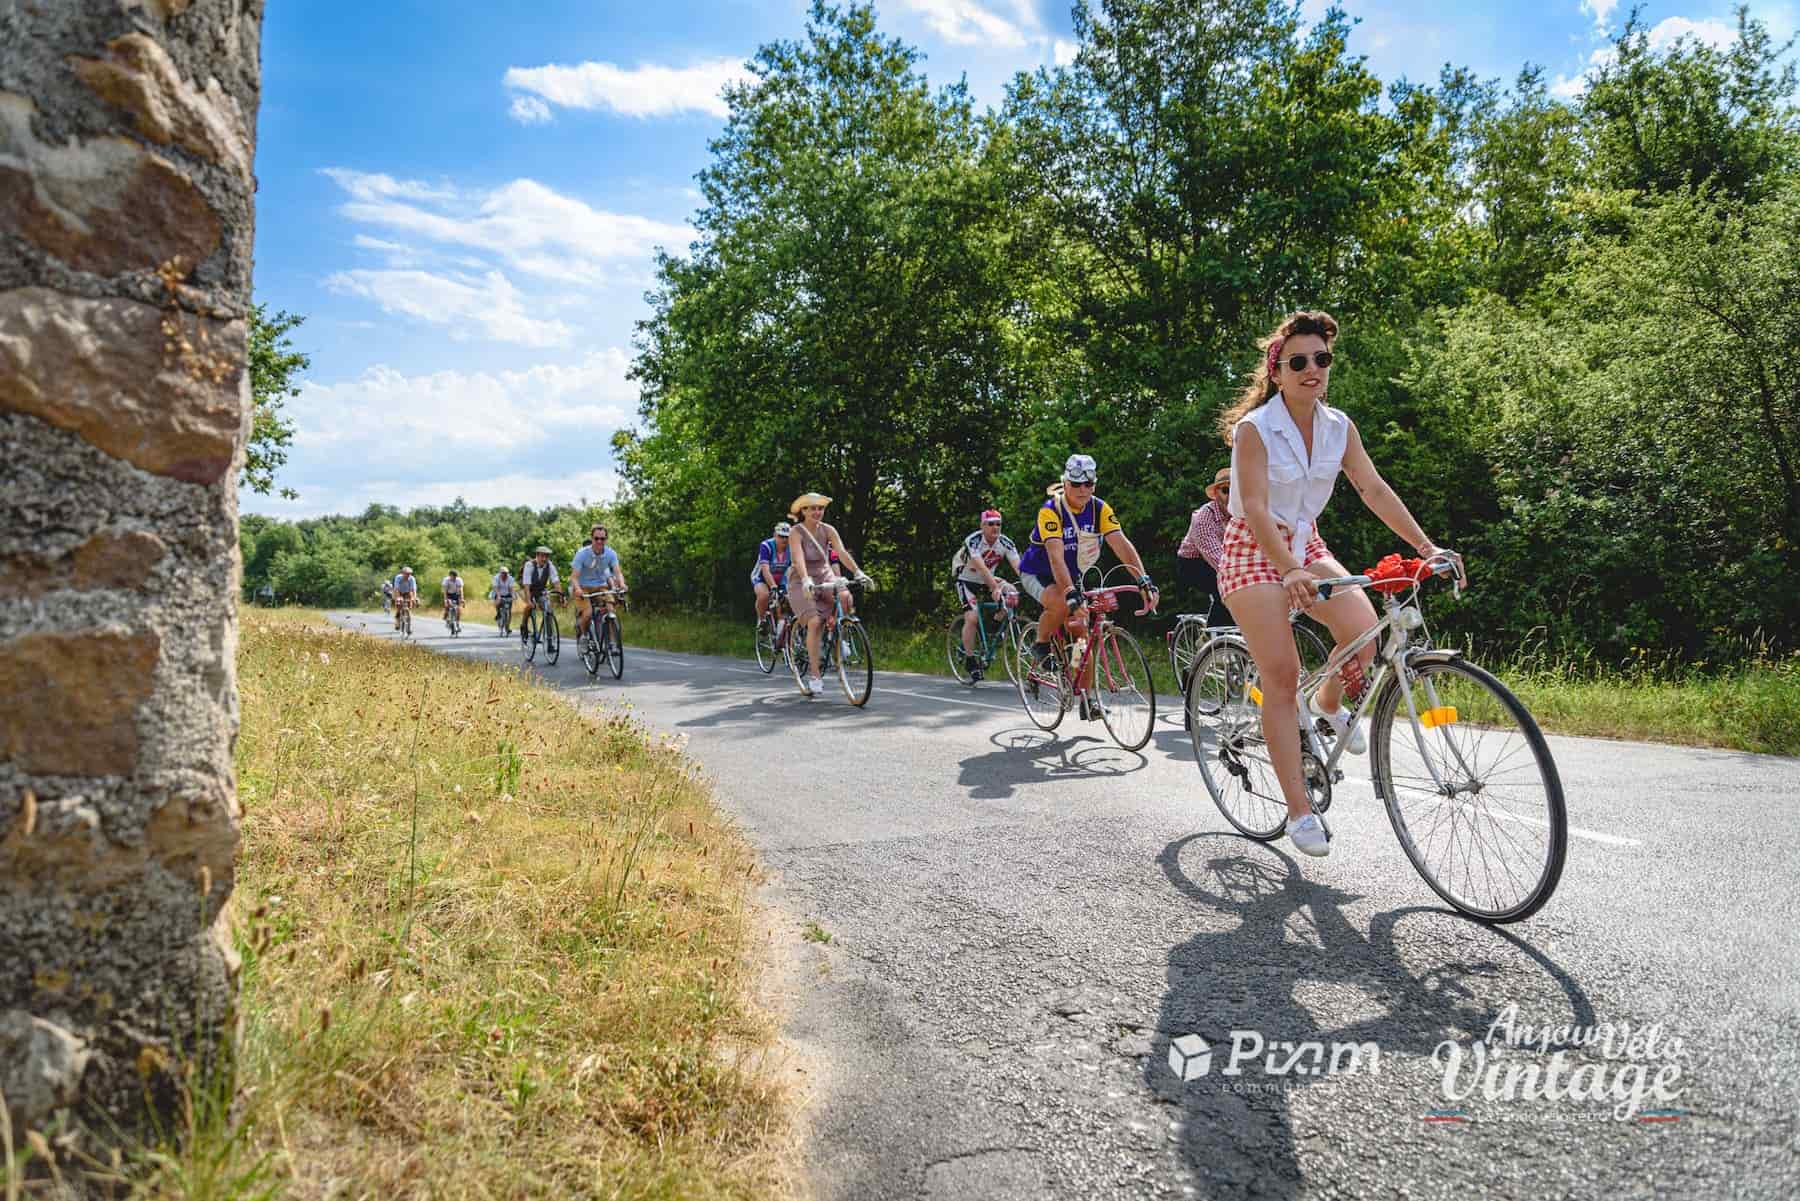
{"left": 373, "top": 309, "right": 1457, "bottom": 864}
{"left": 379, "top": 525, "right": 630, "bottom": 651}
{"left": 745, "top": 308, "right": 1459, "bottom": 861}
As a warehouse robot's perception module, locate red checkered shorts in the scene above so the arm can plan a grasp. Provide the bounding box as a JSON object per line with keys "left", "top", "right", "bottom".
{"left": 1217, "top": 517, "right": 1332, "bottom": 598}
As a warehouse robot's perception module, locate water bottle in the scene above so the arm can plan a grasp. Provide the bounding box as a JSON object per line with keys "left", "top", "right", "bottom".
{"left": 1069, "top": 637, "right": 1087, "bottom": 673}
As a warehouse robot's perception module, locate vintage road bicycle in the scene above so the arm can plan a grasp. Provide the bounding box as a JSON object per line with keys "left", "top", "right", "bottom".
{"left": 393, "top": 594, "right": 415, "bottom": 638}
{"left": 1014, "top": 584, "right": 1156, "bottom": 750}
{"left": 1184, "top": 552, "right": 1567, "bottom": 923}
{"left": 494, "top": 592, "right": 514, "bottom": 637}
{"left": 788, "top": 580, "right": 874, "bottom": 706}
{"left": 519, "top": 590, "right": 561, "bottom": 666}
{"left": 946, "top": 586, "right": 1025, "bottom": 686}
{"left": 444, "top": 595, "right": 463, "bottom": 638}
{"left": 753, "top": 586, "right": 796, "bottom": 674}
{"left": 577, "top": 587, "right": 627, "bottom": 680}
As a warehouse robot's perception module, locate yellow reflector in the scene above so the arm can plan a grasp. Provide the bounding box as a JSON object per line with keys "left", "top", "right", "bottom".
{"left": 1248, "top": 686, "right": 1263, "bottom": 707}
{"left": 1420, "top": 706, "right": 1459, "bottom": 729}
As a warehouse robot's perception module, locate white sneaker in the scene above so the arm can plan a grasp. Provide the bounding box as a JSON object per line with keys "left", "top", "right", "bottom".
{"left": 1312, "top": 701, "right": 1367, "bottom": 754}
{"left": 1286, "top": 813, "right": 1331, "bottom": 857}
{"left": 807, "top": 676, "right": 824, "bottom": 696}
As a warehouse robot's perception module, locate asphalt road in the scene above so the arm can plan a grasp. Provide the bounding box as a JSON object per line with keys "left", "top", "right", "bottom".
{"left": 332, "top": 609, "right": 1800, "bottom": 1201}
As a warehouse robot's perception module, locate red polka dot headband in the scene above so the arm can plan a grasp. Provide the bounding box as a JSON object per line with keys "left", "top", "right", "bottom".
{"left": 1266, "top": 336, "right": 1285, "bottom": 379}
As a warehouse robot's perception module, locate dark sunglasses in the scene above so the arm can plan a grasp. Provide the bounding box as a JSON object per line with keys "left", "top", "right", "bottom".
{"left": 591, "top": 533, "right": 607, "bottom": 540}
{"left": 1282, "top": 351, "right": 1334, "bottom": 372}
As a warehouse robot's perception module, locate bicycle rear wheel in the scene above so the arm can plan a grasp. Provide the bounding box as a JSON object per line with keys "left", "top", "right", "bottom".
{"left": 945, "top": 617, "right": 975, "bottom": 685}
{"left": 755, "top": 614, "right": 778, "bottom": 672}
{"left": 1371, "top": 657, "right": 1567, "bottom": 923}
{"left": 838, "top": 620, "right": 872, "bottom": 706}
{"left": 1187, "top": 639, "right": 1286, "bottom": 840}
{"left": 1093, "top": 627, "right": 1155, "bottom": 750}
{"left": 1015, "top": 637, "right": 1066, "bottom": 731}
{"left": 544, "top": 611, "right": 560, "bottom": 665}
{"left": 603, "top": 615, "right": 624, "bottom": 680}
{"left": 1169, "top": 618, "right": 1209, "bottom": 684}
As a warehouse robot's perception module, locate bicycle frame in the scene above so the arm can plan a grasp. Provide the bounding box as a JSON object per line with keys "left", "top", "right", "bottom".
{"left": 965, "top": 597, "right": 1019, "bottom": 667}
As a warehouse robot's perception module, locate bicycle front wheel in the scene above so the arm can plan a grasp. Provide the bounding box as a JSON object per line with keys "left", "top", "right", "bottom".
{"left": 401, "top": 608, "right": 412, "bottom": 637}
{"left": 603, "top": 615, "right": 624, "bottom": 680}
{"left": 1015, "top": 637, "right": 1065, "bottom": 732}
{"left": 789, "top": 626, "right": 812, "bottom": 696}
{"left": 1093, "top": 627, "right": 1155, "bottom": 751}
{"left": 755, "top": 615, "right": 778, "bottom": 673}
{"left": 838, "top": 620, "right": 872, "bottom": 706}
{"left": 580, "top": 621, "right": 601, "bottom": 677}
{"left": 544, "top": 611, "right": 560, "bottom": 665}
{"left": 1371, "top": 656, "right": 1566, "bottom": 923}
{"left": 1186, "top": 639, "right": 1286, "bottom": 840}
{"left": 1000, "top": 618, "right": 1023, "bottom": 685}
{"left": 523, "top": 611, "right": 538, "bottom": 662}
{"left": 945, "top": 617, "right": 975, "bottom": 685}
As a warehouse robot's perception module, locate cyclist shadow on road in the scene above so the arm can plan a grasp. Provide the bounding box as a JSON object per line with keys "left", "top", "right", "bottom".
{"left": 955, "top": 727, "right": 1147, "bottom": 800}
{"left": 1144, "top": 833, "right": 1594, "bottom": 1197}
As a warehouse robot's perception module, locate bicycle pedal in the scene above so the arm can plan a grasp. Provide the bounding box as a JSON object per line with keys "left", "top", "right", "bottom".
{"left": 1333, "top": 769, "right": 1345, "bottom": 783}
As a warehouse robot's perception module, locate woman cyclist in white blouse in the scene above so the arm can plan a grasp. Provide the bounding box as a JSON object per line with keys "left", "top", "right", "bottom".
{"left": 1217, "top": 310, "right": 1460, "bottom": 858}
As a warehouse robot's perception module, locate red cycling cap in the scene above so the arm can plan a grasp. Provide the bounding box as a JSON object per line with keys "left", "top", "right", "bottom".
{"left": 981, "top": 509, "right": 1002, "bottom": 522}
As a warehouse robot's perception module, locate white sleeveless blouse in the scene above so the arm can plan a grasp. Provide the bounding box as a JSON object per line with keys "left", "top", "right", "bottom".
{"left": 1228, "top": 394, "right": 1350, "bottom": 557}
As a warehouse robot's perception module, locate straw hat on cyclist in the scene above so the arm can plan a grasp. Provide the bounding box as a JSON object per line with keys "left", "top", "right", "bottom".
{"left": 1216, "top": 309, "right": 1461, "bottom": 858}
{"left": 785, "top": 491, "right": 871, "bottom": 697}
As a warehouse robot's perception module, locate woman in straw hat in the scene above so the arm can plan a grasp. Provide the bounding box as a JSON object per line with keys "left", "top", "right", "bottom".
{"left": 786, "top": 492, "right": 872, "bottom": 697}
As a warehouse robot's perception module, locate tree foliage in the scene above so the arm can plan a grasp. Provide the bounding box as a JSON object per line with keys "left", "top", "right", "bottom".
{"left": 245, "top": 304, "right": 308, "bottom": 498}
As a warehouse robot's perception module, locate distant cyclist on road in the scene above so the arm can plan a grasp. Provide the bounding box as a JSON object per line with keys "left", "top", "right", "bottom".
{"left": 490, "top": 567, "right": 515, "bottom": 634}
{"left": 441, "top": 570, "right": 464, "bottom": 623}
{"left": 518, "top": 547, "right": 560, "bottom": 644}
{"left": 390, "top": 566, "right": 419, "bottom": 629}
{"left": 380, "top": 579, "right": 394, "bottom": 614}
{"left": 786, "top": 491, "right": 872, "bottom": 697}
{"left": 571, "top": 524, "right": 626, "bottom": 643}
{"left": 950, "top": 508, "right": 1021, "bottom": 680}
{"left": 753, "top": 521, "right": 794, "bottom": 626}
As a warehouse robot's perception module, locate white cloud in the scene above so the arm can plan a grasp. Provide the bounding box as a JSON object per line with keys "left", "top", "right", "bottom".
{"left": 509, "top": 94, "right": 553, "bottom": 125}
{"left": 1551, "top": 14, "right": 1742, "bottom": 98}
{"left": 503, "top": 56, "right": 751, "bottom": 119}
{"left": 319, "top": 167, "right": 454, "bottom": 204}
{"left": 324, "top": 268, "right": 572, "bottom": 348}
{"left": 1052, "top": 38, "right": 1078, "bottom": 66}
{"left": 352, "top": 235, "right": 406, "bottom": 253}
{"left": 322, "top": 168, "right": 690, "bottom": 285}
{"left": 292, "top": 351, "right": 634, "bottom": 460}
{"left": 896, "top": 0, "right": 1042, "bottom": 48}
{"left": 1644, "top": 16, "right": 1737, "bottom": 50}
{"left": 1580, "top": 0, "right": 1619, "bottom": 31}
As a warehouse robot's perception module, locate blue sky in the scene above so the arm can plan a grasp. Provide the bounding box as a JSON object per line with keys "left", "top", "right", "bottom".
{"left": 245, "top": 0, "right": 1797, "bottom": 518}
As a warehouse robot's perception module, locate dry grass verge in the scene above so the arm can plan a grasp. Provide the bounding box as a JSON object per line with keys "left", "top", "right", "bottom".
{"left": 139, "top": 609, "right": 795, "bottom": 1199}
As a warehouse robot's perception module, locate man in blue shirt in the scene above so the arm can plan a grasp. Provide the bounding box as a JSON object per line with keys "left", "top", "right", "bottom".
{"left": 570, "top": 524, "right": 626, "bottom": 643}
{"left": 390, "top": 566, "right": 419, "bottom": 630}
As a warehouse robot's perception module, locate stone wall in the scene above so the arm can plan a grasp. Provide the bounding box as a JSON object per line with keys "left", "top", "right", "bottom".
{"left": 0, "top": 0, "right": 261, "bottom": 1159}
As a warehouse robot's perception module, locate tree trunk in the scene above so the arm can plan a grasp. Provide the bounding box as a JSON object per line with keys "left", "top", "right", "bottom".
{"left": 0, "top": 0, "right": 261, "bottom": 1161}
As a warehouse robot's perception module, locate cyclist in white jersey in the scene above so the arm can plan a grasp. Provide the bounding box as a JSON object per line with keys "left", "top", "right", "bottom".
{"left": 950, "top": 508, "right": 1021, "bottom": 679}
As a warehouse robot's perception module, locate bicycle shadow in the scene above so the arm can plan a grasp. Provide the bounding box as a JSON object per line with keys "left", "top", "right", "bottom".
{"left": 1145, "top": 833, "right": 1593, "bottom": 1197}
{"left": 955, "top": 727, "right": 1147, "bottom": 800}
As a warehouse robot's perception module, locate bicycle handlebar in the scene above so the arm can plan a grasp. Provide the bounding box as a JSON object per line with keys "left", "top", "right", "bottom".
{"left": 1313, "top": 551, "right": 1465, "bottom": 602}
{"left": 1076, "top": 583, "right": 1158, "bottom": 618}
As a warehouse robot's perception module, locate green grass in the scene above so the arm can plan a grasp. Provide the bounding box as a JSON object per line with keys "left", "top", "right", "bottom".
{"left": 413, "top": 599, "right": 1800, "bottom": 756}
{"left": 125, "top": 608, "right": 798, "bottom": 1200}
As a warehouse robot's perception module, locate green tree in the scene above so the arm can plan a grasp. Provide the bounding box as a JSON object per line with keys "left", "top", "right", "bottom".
{"left": 627, "top": 1, "right": 1034, "bottom": 609}
{"left": 245, "top": 304, "right": 308, "bottom": 498}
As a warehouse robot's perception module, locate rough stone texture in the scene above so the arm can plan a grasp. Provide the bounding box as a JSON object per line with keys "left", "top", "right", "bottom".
{"left": 0, "top": 287, "right": 246, "bottom": 483}
{"left": 0, "top": 93, "right": 223, "bottom": 276}
{"left": 0, "top": 630, "right": 159, "bottom": 775}
{"left": 0, "top": 529, "right": 170, "bottom": 598}
{"left": 0, "top": 0, "right": 260, "bottom": 1168}
{"left": 0, "top": 1011, "right": 93, "bottom": 1130}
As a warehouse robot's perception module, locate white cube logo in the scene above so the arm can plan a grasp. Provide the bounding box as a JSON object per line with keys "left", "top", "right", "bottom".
{"left": 1169, "top": 1033, "right": 1211, "bottom": 1081}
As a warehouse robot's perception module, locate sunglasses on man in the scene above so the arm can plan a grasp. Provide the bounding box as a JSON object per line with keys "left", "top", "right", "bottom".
{"left": 1281, "top": 351, "right": 1335, "bottom": 372}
